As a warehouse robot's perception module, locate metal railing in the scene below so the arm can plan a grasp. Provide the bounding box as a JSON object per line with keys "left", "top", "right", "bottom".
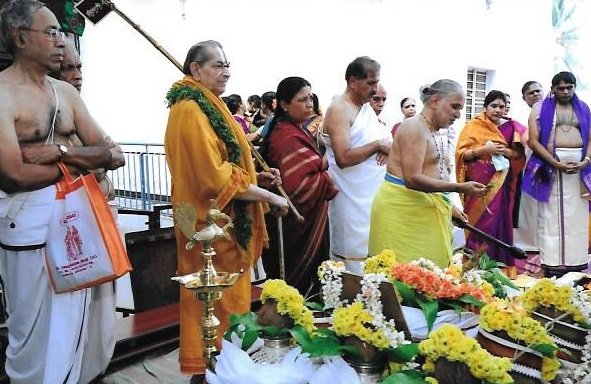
{"left": 108, "top": 142, "right": 171, "bottom": 211}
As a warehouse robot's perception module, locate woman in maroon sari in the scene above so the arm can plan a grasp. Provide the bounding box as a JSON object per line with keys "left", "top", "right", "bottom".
{"left": 456, "top": 90, "right": 525, "bottom": 269}
{"left": 261, "top": 77, "right": 338, "bottom": 294}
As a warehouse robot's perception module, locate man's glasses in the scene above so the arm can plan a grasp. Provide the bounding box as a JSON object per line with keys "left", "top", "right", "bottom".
{"left": 372, "top": 96, "right": 386, "bottom": 102}
{"left": 21, "top": 28, "right": 65, "bottom": 41}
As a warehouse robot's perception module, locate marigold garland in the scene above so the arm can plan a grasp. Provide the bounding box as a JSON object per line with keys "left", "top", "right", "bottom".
{"left": 260, "top": 279, "right": 316, "bottom": 334}
{"left": 165, "top": 84, "right": 251, "bottom": 248}
{"left": 419, "top": 324, "right": 513, "bottom": 384}
{"left": 332, "top": 301, "right": 405, "bottom": 350}
{"left": 391, "top": 263, "right": 487, "bottom": 301}
{"left": 479, "top": 299, "right": 560, "bottom": 381}
{"left": 520, "top": 278, "right": 591, "bottom": 326}
{"left": 363, "top": 249, "right": 398, "bottom": 275}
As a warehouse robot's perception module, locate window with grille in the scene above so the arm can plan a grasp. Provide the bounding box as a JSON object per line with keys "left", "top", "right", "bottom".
{"left": 465, "top": 69, "right": 488, "bottom": 120}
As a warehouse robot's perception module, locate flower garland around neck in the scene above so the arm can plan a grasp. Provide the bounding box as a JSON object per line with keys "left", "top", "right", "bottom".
{"left": 260, "top": 279, "right": 316, "bottom": 334}
{"left": 166, "top": 84, "right": 252, "bottom": 249}
{"left": 479, "top": 299, "right": 560, "bottom": 381}
{"left": 419, "top": 323, "right": 513, "bottom": 384}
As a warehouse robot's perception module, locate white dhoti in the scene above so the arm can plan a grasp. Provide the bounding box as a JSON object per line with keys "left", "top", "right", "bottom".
{"left": 322, "top": 103, "right": 389, "bottom": 274}
{"left": 538, "top": 148, "right": 589, "bottom": 271}
{"left": 0, "top": 187, "right": 116, "bottom": 384}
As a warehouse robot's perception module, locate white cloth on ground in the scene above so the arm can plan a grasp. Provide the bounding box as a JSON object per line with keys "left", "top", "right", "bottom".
{"left": 322, "top": 103, "right": 389, "bottom": 273}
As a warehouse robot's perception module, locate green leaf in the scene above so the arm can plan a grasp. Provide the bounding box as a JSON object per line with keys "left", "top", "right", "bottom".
{"left": 241, "top": 329, "right": 260, "bottom": 351}
{"left": 491, "top": 270, "right": 519, "bottom": 290}
{"left": 382, "top": 369, "right": 428, "bottom": 384}
{"left": 457, "top": 294, "right": 484, "bottom": 308}
{"left": 416, "top": 297, "right": 439, "bottom": 332}
{"left": 393, "top": 280, "right": 417, "bottom": 305}
{"left": 305, "top": 301, "right": 324, "bottom": 312}
{"left": 386, "top": 343, "right": 420, "bottom": 362}
{"left": 530, "top": 343, "right": 557, "bottom": 357}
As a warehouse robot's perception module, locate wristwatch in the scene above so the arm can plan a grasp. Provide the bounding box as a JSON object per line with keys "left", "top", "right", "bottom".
{"left": 57, "top": 144, "right": 68, "bottom": 159}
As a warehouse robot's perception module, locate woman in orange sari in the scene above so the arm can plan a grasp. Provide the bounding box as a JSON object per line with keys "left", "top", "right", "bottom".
{"left": 261, "top": 77, "right": 338, "bottom": 295}
{"left": 456, "top": 90, "right": 526, "bottom": 266}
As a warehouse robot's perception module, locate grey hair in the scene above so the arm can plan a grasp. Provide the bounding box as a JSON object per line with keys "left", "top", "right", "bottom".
{"left": 419, "top": 79, "right": 464, "bottom": 104}
{"left": 0, "top": 0, "right": 45, "bottom": 55}
{"left": 182, "top": 40, "right": 223, "bottom": 75}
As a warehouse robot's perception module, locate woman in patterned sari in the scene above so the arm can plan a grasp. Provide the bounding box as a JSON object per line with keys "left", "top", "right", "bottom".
{"left": 261, "top": 77, "right": 338, "bottom": 295}
{"left": 456, "top": 90, "right": 526, "bottom": 268}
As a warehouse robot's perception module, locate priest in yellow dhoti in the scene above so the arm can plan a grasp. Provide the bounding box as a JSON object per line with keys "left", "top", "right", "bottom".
{"left": 164, "top": 40, "right": 288, "bottom": 381}
{"left": 368, "top": 80, "right": 486, "bottom": 268}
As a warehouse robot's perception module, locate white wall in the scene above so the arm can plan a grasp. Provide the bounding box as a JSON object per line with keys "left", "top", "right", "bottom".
{"left": 80, "top": 0, "right": 578, "bottom": 143}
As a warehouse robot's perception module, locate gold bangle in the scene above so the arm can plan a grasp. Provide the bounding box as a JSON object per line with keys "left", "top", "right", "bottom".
{"left": 584, "top": 156, "right": 591, "bottom": 164}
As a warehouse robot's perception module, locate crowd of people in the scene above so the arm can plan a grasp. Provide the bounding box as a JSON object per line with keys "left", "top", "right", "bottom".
{"left": 1, "top": 1, "right": 591, "bottom": 383}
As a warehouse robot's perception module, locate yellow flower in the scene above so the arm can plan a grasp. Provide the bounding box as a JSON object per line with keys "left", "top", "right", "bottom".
{"left": 419, "top": 324, "right": 513, "bottom": 384}
{"left": 479, "top": 299, "right": 560, "bottom": 381}
{"left": 260, "top": 279, "right": 316, "bottom": 333}
{"left": 332, "top": 302, "right": 391, "bottom": 350}
{"left": 364, "top": 249, "right": 397, "bottom": 275}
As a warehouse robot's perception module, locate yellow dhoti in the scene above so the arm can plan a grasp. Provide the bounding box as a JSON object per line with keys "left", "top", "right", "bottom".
{"left": 369, "top": 174, "right": 452, "bottom": 268}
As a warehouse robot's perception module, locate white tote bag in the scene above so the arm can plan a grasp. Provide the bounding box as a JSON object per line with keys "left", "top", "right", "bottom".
{"left": 44, "top": 163, "right": 131, "bottom": 293}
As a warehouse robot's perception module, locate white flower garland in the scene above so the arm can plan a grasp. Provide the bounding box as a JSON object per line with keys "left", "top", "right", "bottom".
{"left": 318, "top": 260, "right": 346, "bottom": 310}
{"left": 318, "top": 261, "right": 408, "bottom": 349}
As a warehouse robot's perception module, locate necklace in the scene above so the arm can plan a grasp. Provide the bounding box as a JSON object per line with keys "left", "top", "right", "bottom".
{"left": 557, "top": 107, "right": 576, "bottom": 133}
{"left": 420, "top": 113, "right": 449, "bottom": 180}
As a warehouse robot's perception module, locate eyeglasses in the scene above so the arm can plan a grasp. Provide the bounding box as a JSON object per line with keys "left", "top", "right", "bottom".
{"left": 372, "top": 96, "right": 387, "bottom": 102}
{"left": 21, "top": 28, "right": 65, "bottom": 41}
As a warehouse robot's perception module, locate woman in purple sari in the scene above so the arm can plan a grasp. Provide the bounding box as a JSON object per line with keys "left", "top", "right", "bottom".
{"left": 456, "top": 90, "right": 526, "bottom": 268}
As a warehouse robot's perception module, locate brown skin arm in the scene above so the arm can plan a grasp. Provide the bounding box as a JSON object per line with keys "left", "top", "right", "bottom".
{"left": 399, "top": 120, "right": 485, "bottom": 195}
{"left": 0, "top": 111, "right": 61, "bottom": 194}
{"left": 324, "top": 102, "right": 387, "bottom": 168}
{"left": 527, "top": 102, "right": 576, "bottom": 173}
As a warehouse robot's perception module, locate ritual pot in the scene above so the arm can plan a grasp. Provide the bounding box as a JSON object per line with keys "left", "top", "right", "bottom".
{"left": 431, "top": 358, "right": 479, "bottom": 384}
{"left": 342, "top": 336, "right": 386, "bottom": 384}
{"left": 251, "top": 334, "right": 293, "bottom": 364}
{"left": 532, "top": 306, "right": 588, "bottom": 364}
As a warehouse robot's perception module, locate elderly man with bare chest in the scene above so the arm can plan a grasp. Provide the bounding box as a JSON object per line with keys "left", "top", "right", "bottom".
{"left": 522, "top": 71, "right": 591, "bottom": 278}
{"left": 0, "top": 1, "right": 124, "bottom": 383}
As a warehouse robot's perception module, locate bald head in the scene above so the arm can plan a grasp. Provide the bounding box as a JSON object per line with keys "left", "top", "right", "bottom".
{"left": 370, "top": 83, "right": 387, "bottom": 116}
{"left": 58, "top": 39, "right": 82, "bottom": 92}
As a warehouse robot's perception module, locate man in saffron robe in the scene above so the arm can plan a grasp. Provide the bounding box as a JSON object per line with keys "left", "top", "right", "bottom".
{"left": 164, "top": 40, "right": 288, "bottom": 382}
{"left": 261, "top": 77, "right": 338, "bottom": 295}
{"left": 522, "top": 71, "right": 591, "bottom": 277}
{"left": 369, "top": 80, "right": 486, "bottom": 268}
{"left": 456, "top": 90, "right": 525, "bottom": 269}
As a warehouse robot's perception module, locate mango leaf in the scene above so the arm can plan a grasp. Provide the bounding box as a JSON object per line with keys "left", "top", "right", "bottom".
{"left": 386, "top": 343, "right": 420, "bottom": 362}
{"left": 382, "top": 369, "right": 428, "bottom": 384}
{"left": 491, "top": 270, "right": 519, "bottom": 290}
{"left": 530, "top": 343, "right": 557, "bottom": 357}
{"left": 416, "top": 297, "right": 438, "bottom": 332}
{"left": 305, "top": 301, "right": 325, "bottom": 312}
{"left": 393, "top": 280, "right": 417, "bottom": 305}
{"left": 289, "top": 325, "right": 355, "bottom": 357}
{"left": 457, "top": 294, "right": 484, "bottom": 308}
{"left": 241, "top": 329, "right": 260, "bottom": 350}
